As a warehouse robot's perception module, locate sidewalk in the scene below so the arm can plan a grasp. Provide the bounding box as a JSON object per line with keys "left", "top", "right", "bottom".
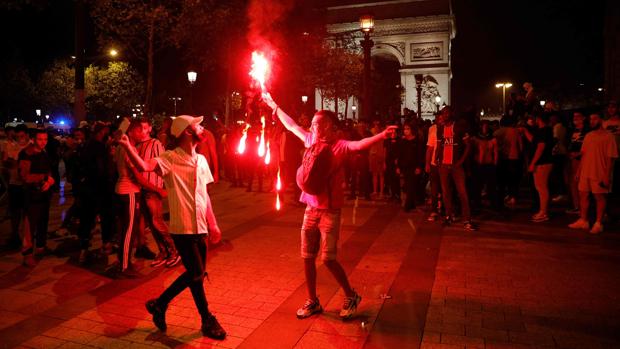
{"left": 0, "top": 183, "right": 619, "bottom": 348}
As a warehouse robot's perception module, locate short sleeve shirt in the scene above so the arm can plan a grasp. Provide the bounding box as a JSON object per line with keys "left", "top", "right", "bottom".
{"left": 579, "top": 130, "right": 618, "bottom": 180}
{"left": 156, "top": 147, "right": 214, "bottom": 235}
{"left": 533, "top": 126, "right": 554, "bottom": 165}
{"left": 299, "top": 133, "right": 350, "bottom": 209}
{"left": 426, "top": 125, "right": 437, "bottom": 166}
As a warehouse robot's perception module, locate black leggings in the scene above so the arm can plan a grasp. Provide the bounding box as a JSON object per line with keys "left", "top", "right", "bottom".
{"left": 158, "top": 234, "right": 210, "bottom": 321}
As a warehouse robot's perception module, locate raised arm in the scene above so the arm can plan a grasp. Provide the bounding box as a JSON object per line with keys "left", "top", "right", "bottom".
{"left": 347, "top": 126, "right": 397, "bottom": 152}
{"left": 118, "top": 135, "right": 160, "bottom": 174}
{"left": 262, "top": 92, "right": 309, "bottom": 142}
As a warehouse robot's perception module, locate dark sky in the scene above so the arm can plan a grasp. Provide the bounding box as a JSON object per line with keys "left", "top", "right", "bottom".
{"left": 451, "top": 0, "right": 605, "bottom": 110}
{"left": 1, "top": 0, "right": 606, "bottom": 112}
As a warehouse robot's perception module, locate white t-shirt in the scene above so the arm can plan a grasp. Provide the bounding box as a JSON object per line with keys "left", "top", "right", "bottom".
{"left": 426, "top": 124, "right": 437, "bottom": 166}
{"left": 156, "top": 147, "right": 214, "bottom": 235}
{"left": 579, "top": 130, "right": 618, "bottom": 181}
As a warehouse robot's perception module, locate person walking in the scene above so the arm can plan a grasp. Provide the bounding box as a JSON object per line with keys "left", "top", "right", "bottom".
{"left": 568, "top": 112, "right": 618, "bottom": 234}
{"left": 117, "top": 115, "right": 226, "bottom": 340}
{"left": 262, "top": 92, "right": 396, "bottom": 320}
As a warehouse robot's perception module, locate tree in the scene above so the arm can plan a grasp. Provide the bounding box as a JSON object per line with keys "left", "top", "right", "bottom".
{"left": 89, "top": 0, "right": 181, "bottom": 115}
{"left": 0, "top": 60, "right": 36, "bottom": 121}
{"left": 36, "top": 60, "right": 144, "bottom": 120}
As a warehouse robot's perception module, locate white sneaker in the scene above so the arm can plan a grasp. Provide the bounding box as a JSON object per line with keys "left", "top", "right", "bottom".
{"left": 568, "top": 219, "right": 589, "bottom": 230}
{"left": 590, "top": 222, "right": 603, "bottom": 234}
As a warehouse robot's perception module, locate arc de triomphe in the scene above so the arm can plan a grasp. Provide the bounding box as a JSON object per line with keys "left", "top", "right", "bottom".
{"left": 317, "top": 0, "right": 455, "bottom": 119}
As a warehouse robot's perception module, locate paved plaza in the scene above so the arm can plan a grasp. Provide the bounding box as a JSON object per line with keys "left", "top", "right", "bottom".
{"left": 0, "top": 183, "right": 619, "bottom": 349}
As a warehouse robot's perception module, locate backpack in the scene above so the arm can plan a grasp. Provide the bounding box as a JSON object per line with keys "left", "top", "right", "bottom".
{"left": 296, "top": 141, "right": 333, "bottom": 195}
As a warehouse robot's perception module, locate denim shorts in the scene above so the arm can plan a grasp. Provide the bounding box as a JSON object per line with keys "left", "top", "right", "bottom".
{"left": 300, "top": 206, "right": 341, "bottom": 261}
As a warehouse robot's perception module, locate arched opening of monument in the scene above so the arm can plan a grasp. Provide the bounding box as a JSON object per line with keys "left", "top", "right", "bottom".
{"left": 371, "top": 53, "right": 403, "bottom": 121}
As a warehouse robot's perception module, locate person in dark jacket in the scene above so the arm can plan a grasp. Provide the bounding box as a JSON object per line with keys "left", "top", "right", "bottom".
{"left": 398, "top": 121, "right": 425, "bottom": 211}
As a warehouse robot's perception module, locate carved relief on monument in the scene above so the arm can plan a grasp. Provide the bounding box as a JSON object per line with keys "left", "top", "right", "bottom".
{"left": 411, "top": 42, "right": 443, "bottom": 62}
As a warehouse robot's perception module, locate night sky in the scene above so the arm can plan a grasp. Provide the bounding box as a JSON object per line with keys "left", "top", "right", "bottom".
{"left": 0, "top": 0, "right": 606, "bottom": 113}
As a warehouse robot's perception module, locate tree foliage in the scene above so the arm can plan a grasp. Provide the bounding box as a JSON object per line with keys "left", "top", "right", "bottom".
{"left": 35, "top": 60, "right": 144, "bottom": 120}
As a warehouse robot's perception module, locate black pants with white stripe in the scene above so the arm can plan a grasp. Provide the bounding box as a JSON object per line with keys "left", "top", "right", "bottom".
{"left": 158, "top": 234, "right": 210, "bottom": 322}
{"left": 117, "top": 192, "right": 139, "bottom": 271}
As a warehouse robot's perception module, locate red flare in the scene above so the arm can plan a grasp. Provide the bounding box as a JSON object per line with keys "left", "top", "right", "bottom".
{"left": 264, "top": 141, "right": 271, "bottom": 165}
{"left": 250, "top": 51, "right": 269, "bottom": 91}
{"left": 276, "top": 192, "right": 281, "bottom": 211}
{"left": 258, "top": 116, "right": 266, "bottom": 157}
{"left": 237, "top": 123, "right": 249, "bottom": 154}
{"left": 276, "top": 169, "right": 282, "bottom": 191}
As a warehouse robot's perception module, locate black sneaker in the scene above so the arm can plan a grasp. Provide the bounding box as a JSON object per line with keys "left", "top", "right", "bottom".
{"left": 296, "top": 298, "right": 323, "bottom": 319}
{"left": 201, "top": 314, "right": 226, "bottom": 340}
{"left": 442, "top": 215, "right": 454, "bottom": 226}
{"left": 339, "top": 292, "right": 361, "bottom": 320}
{"left": 135, "top": 245, "right": 156, "bottom": 260}
{"left": 145, "top": 299, "right": 167, "bottom": 332}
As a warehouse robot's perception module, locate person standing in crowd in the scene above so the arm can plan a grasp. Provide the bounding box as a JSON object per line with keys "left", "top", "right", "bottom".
{"left": 550, "top": 114, "right": 569, "bottom": 203}
{"left": 128, "top": 118, "right": 180, "bottom": 269}
{"left": 384, "top": 126, "right": 401, "bottom": 203}
{"left": 56, "top": 127, "right": 87, "bottom": 236}
{"left": 569, "top": 112, "right": 618, "bottom": 234}
{"left": 399, "top": 121, "right": 425, "bottom": 212}
{"left": 494, "top": 117, "right": 522, "bottom": 207}
{"left": 77, "top": 123, "right": 116, "bottom": 263}
{"left": 566, "top": 112, "right": 588, "bottom": 214}
{"left": 603, "top": 101, "right": 620, "bottom": 197}
{"left": 197, "top": 124, "right": 219, "bottom": 183}
{"left": 523, "top": 82, "right": 538, "bottom": 114}
{"left": 369, "top": 120, "right": 386, "bottom": 198}
{"left": 523, "top": 113, "right": 555, "bottom": 222}
{"left": 348, "top": 121, "right": 372, "bottom": 200}
{"left": 18, "top": 129, "right": 54, "bottom": 266}
{"left": 2, "top": 124, "right": 30, "bottom": 248}
{"left": 117, "top": 115, "right": 226, "bottom": 340}
{"left": 425, "top": 114, "right": 445, "bottom": 221}
{"left": 428, "top": 106, "right": 476, "bottom": 230}
{"left": 262, "top": 92, "right": 397, "bottom": 320}
{"left": 471, "top": 120, "right": 499, "bottom": 211}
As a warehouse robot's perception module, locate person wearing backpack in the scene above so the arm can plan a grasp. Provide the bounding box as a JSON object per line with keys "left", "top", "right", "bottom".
{"left": 262, "top": 92, "right": 397, "bottom": 320}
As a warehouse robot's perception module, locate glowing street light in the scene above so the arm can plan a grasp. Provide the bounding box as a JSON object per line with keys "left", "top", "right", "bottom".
{"left": 301, "top": 95, "right": 308, "bottom": 103}
{"left": 434, "top": 96, "right": 441, "bottom": 112}
{"left": 45, "top": 114, "right": 49, "bottom": 120}
{"left": 495, "top": 82, "right": 512, "bottom": 114}
{"left": 352, "top": 105, "right": 357, "bottom": 120}
{"left": 109, "top": 48, "right": 118, "bottom": 57}
{"left": 540, "top": 100, "right": 546, "bottom": 107}
{"left": 187, "top": 71, "right": 197, "bottom": 85}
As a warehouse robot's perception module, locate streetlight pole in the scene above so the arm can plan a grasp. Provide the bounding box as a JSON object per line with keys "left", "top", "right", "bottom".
{"left": 415, "top": 74, "right": 423, "bottom": 118}
{"left": 434, "top": 96, "right": 441, "bottom": 113}
{"left": 495, "top": 82, "right": 512, "bottom": 115}
{"left": 359, "top": 15, "right": 374, "bottom": 121}
{"left": 170, "top": 97, "right": 182, "bottom": 116}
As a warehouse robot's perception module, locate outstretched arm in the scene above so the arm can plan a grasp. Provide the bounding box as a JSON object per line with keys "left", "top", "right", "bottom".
{"left": 348, "top": 126, "right": 397, "bottom": 152}
{"left": 262, "top": 92, "right": 309, "bottom": 142}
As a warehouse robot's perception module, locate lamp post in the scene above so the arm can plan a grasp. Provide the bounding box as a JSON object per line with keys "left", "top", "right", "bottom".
{"left": 434, "top": 96, "right": 441, "bottom": 113}
{"left": 170, "top": 97, "right": 182, "bottom": 116}
{"left": 359, "top": 15, "right": 374, "bottom": 121}
{"left": 495, "top": 82, "right": 512, "bottom": 115}
{"left": 187, "top": 71, "right": 197, "bottom": 114}
{"left": 352, "top": 105, "right": 357, "bottom": 120}
{"left": 414, "top": 74, "right": 423, "bottom": 118}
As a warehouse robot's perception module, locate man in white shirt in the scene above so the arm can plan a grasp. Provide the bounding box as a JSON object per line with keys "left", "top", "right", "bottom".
{"left": 118, "top": 115, "right": 226, "bottom": 340}
{"left": 569, "top": 112, "right": 618, "bottom": 234}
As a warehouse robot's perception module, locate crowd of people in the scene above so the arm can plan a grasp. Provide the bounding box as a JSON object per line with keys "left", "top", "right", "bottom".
{"left": 0, "top": 81, "right": 618, "bottom": 339}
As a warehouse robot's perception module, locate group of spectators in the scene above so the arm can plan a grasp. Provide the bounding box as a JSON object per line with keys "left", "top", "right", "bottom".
{"left": 1, "top": 82, "right": 618, "bottom": 270}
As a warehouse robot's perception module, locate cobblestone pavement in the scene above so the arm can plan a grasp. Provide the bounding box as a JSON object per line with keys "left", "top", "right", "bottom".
{"left": 0, "top": 182, "right": 619, "bottom": 348}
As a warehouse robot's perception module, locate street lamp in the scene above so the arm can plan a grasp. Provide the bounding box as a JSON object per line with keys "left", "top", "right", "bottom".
{"left": 495, "top": 82, "right": 512, "bottom": 115}
{"left": 170, "top": 97, "right": 182, "bottom": 116}
{"left": 359, "top": 14, "right": 374, "bottom": 121}
{"left": 351, "top": 105, "right": 357, "bottom": 120}
{"left": 109, "top": 48, "right": 118, "bottom": 57}
{"left": 539, "top": 100, "right": 546, "bottom": 107}
{"left": 301, "top": 95, "right": 308, "bottom": 103}
{"left": 415, "top": 74, "right": 423, "bottom": 118}
{"left": 434, "top": 96, "right": 441, "bottom": 113}
{"left": 187, "top": 71, "right": 197, "bottom": 85}
{"left": 187, "top": 71, "right": 197, "bottom": 113}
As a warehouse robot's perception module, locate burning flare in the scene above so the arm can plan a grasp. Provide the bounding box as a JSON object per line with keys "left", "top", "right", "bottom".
{"left": 250, "top": 51, "right": 269, "bottom": 91}
{"left": 264, "top": 141, "right": 271, "bottom": 165}
{"left": 276, "top": 169, "right": 281, "bottom": 191}
{"left": 237, "top": 123, "right": 250, "bottom": 154}
{"left": 276, "top": 192, "right": 281, "bottom": 211}
{"left": 258, "top": 116, "right": 266, "bottom": 157}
